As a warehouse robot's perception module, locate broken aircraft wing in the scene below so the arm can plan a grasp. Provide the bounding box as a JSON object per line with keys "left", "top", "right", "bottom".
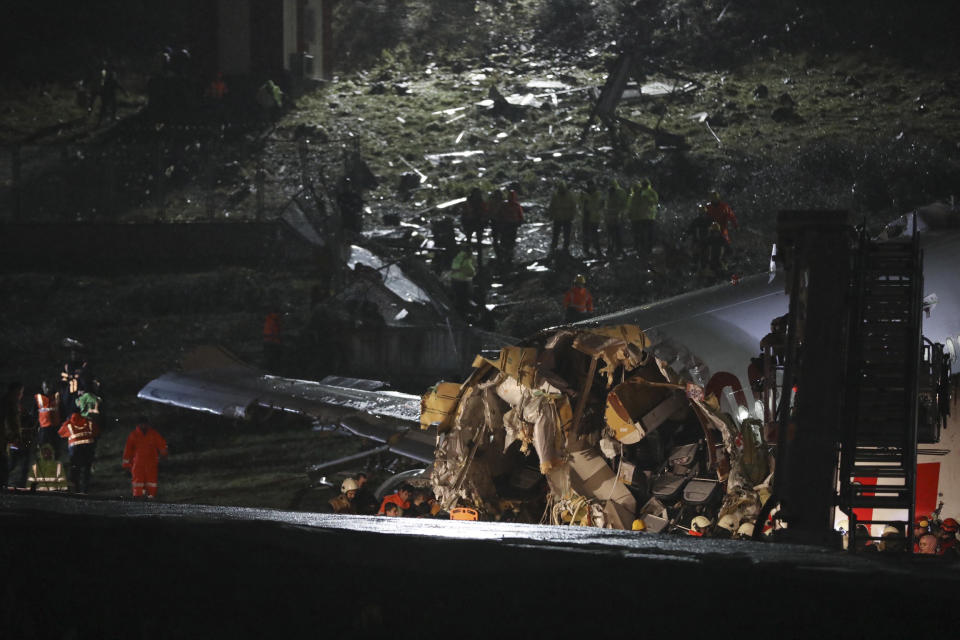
{"left": 138, "top": 347, "right": 433, "bottom": 463}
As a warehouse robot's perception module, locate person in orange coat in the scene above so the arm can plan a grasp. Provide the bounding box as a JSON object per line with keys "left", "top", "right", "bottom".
{"left": 377, "top": 483, "right": 413, "bottom": 516}
{"left": 562, "top": 274, "right": 594, "bottom": 323}
{"left": 122, "top": 417, "right": 168, "bottom": 499}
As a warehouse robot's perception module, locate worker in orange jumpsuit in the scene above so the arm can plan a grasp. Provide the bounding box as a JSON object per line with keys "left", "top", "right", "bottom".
{"left": 121, "top": 417, "right": 168, "bottom": 499}
{"left": 562, "top": 274, "right": 594, "bottom": 323}
{"left": 704, "top": 191, "right": 738, "bottom": 244}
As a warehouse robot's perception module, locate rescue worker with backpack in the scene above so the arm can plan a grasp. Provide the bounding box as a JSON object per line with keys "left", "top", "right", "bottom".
{"left": 627, "top": 178, "right": 658, "bottom": 254}
{"left": 121, "top": 417, "right": 168, "bottom": 499}
{"left": 562, "top": 274, "right": 594, "bottom": 323}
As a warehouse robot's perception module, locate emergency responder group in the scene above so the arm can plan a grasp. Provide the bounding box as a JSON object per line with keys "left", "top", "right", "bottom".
{"left": 3, "top": 353, "right": 168, "bottom": 498}
{"left": 444, "top": 180, "right": 738, "bottom": 324}
{"left": 325, "top": 474, "right": 444, "bottom": 519}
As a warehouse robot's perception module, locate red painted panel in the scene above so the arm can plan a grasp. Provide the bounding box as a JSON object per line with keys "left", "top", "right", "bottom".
{"left": 853, "top": 475, "right": 878, "bottom": 524}
{"left": 915, "top": 462, "right": 941, "bottom": 517}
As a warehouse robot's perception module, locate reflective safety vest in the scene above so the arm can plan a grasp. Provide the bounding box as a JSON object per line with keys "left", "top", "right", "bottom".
{"left": 450, "top": 250, "right": 476, "bottom": 282}
{"left": 548, "top": 188, "right": 578, "bottom": 222}
{"left": 29, "top": 459, "right": 68, "bottom": 491}
{"left": 58, "top": 413, "right": 99, "bottom": 446}
{"left": 605, "top": 182, "right": 628, "bottom": 223}
{"left": 562, "top": 286, "right": 594, "bottom": 313}
{"left": 628, "top": 185, "right": 659, "bottom": 221}
{"left": 35, "top": 393, "right": 56, "bottom": 428}
{"left": 263, "top": 313, "right": 281, "bottom": 344}
{"left": 76, "top": 392, "right": 100, "bottom": 417}
{"left": 581, "top": 190, "right": 605, "bottom": 224}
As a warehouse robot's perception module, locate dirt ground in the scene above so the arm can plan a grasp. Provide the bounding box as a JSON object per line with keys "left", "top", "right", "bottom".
{"left": 3, "top": 1, "right": 959, "bottom": 511}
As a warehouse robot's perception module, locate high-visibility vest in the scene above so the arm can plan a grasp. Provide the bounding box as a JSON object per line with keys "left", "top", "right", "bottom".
{"left": 58, "top": 413, "right": 99, "bottom": 446}
{"left": 35, "top": 393, "right": 57, "bottom": 428}
{"left": 450, "top": 251, "right": 476, "bottom": 282}
{"left": 29, "top": 460, "right": 68, "bottom": 491}
{"left": 563, "top": 286, "right": 594, "bottom": 313}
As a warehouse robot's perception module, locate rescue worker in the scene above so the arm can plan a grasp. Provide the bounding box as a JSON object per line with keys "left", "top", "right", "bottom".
{"left": 75, "top": 386, "right": 101, "bottom": 420}
{"left": 937, "top": 517, "right": 959, "bottom": 557}
{"left": 547, "top": 182, "right": 578, "bottom": 255}
{"left": 449, "top": 245, "right": 477, "bottom": 318}
{"left": 28, "top": 444, "right": 68, "bottom": 492}
{"left": 34, "top": 381, "right": 60, "bottom": 449}
{"left": 704, "top": 191, "right": 738, "bottom": 245}
{"left": 913, "top": 514, "right": 931, "bottom": 552}
{"left": 58, "top": 410, "right": 100, "bottom": 494}
{"left": 714, "top": 514, "right": 739, "bottom": 540}
{"left": 3, "top": 382, "right": 32, "bottom": 489}
{"left": 328, "top": 478, "right": 359, "bottom": 514}
{"left": 209, "top": 71, "right": 228, "bottom": 100}
{"left": 96, "top": 63, "right": 124, "bottom": 125}
{"left": 917, "top": 532, "right": 939, "bottom": 555}
{"left": 492, "top": 190, "right": 523, "bottom": 266}
{"left": 121, "top": 417, "right": 168, "bottom": 499}
{"left": 263, "top": 309, "right": 282, "bottom": 371}
{"left": 378, "top": 483, "right": 413, "bottom": 516}
{"left": 383, "top": 502, "right": 401, "bottom": 517}
{"left": 878, "top": 524, "right": 906, "bottom": 553}
{"left": 580, "top": 181, "right": 604, "bottom": 258}
{"left": 353, "top": 472, "right": 379, "bottom": 515}
{"left": 688, "top": 515, "right": 713, "bottom": 537}
{"left": 460, "top": 188, "right": 487, "bottom": 246}
{"left": 734, "top": 522, "right": 755, "bottom": 540}
{"left": 604, "top": 179, "right": 628, "bottom": 257}
{"left": 562, "top": 274, "right": 594, "bottom": 323}
{"left": 627, "top": 178, "right": 658, "bottom": 254}
{"left": 336, "top": 176, "right": 365, "bottom": 234}
{"left": 256, "top": 79, "right": 284, "bottom": 118}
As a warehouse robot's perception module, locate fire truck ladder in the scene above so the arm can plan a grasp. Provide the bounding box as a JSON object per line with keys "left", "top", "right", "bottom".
{"left": 840, "top": 229, "right": 923, "bottom": 552}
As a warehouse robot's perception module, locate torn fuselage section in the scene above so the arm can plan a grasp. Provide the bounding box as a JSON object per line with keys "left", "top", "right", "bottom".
{"left": 420, "top": 324, "right": 766, "bottom": 531}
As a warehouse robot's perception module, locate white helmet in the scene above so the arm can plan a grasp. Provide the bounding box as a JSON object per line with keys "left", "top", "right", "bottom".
{"left": 717, "top": 514, "right": 738, "bottom": 532}
{"left": 690, "top": 515, "right": 712, "bottom": 532}
{"left": 341, "top": 478, "right": 359, "bottom": 493}
{"left": 736, "top": 522, "right": 755, "bottom": 538}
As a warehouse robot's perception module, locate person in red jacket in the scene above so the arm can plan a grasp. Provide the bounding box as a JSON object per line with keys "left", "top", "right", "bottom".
{"left": 704, "top": 191, "right": 738, "bottom": 245}
{"left": 378, "top": 483, "right": 413, "bottom": 516}
{"left": 562, "top": 274, "right": 594, "bottom": 323}
{"left": 58, "top": 411, "right": 100, "bottom": 494}
{"left": 122, "top": 417, "right": 168, "bottom": 499}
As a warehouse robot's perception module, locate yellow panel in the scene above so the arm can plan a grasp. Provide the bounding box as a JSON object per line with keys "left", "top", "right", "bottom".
{"left": 420, "top": 381, "right": 462, "bottom": 432}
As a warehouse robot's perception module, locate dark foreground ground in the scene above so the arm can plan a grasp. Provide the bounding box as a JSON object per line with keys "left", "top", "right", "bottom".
{"left": 2, "top": 493, "right": 958, "bottom": 639}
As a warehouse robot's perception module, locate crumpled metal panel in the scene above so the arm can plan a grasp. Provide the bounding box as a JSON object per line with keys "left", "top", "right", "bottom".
{"left": 347, "top": 244, "right": 432, "bottom": 306}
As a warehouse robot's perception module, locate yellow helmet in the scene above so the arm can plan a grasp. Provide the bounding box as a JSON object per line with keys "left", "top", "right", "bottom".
{"left": 574, "top": 274, "right": 586, "bottom": 285}
{"left": 632, "top": 518, "right": 647, "bottom": 531}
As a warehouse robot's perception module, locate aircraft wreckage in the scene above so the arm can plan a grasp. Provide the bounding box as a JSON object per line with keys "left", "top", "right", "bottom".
{"left": 141, "top": 323, "right": 769, "bottom": 533}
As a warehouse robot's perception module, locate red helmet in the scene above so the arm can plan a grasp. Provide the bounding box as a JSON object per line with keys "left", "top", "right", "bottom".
{"left": 942, "top": 518, "right": 959, "bottom": 533}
